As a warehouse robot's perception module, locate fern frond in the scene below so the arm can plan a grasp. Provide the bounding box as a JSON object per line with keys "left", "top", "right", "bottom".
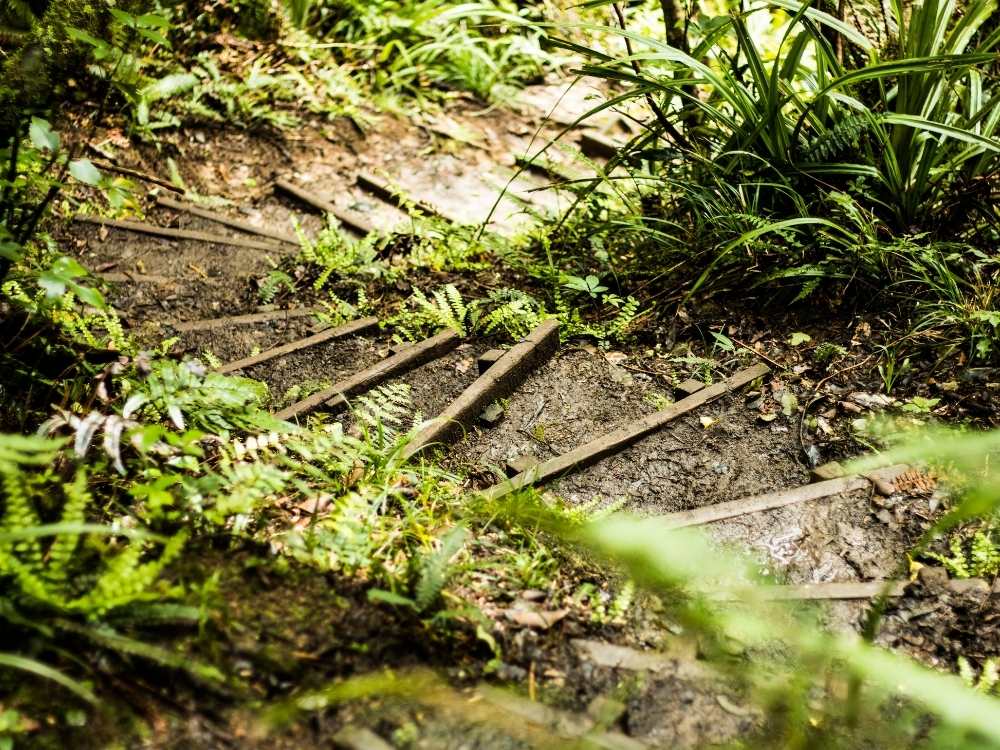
{"left": 414, "top": 525, "right": 468, "bottom": 612}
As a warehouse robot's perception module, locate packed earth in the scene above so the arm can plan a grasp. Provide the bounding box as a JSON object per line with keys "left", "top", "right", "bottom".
{"left": 2, "top": 1, "right": 1000, "bottom": 748}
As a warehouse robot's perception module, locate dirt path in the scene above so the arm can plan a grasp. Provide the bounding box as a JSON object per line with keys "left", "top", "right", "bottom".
{"left": 57, "top": 84, "right": 996, "bottom": 749}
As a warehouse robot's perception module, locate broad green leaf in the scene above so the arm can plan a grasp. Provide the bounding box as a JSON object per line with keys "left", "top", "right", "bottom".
{"left": 29, "top": 117, "right": 59, "bottom": 151}
{"left": 69, "top": 159, "right": 102, "bottom": 186}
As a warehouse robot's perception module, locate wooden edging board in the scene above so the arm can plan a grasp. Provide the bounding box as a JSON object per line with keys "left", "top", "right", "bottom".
{"left": 173, "top": 307, "right": 319, "bottom": 333}
{"left": 702, "top": 581, "right": 910, "bottom": 601}
{"left": 75, "top": 215, "right": 287, "bottom": 252}
{"left": 579, "top": 131, "right": 624, "bottom": 160}
{"left": 217, "top": 316, "right": 378, "bottom": 374}
{"left": 355, "top": 171, "right": 446, "bottom": 220}
{"left": 156, "top": 195, "right": 299, "bottom": 246}
{"left": 96, "top": 271, "right": 173, "bottom": 284}
{"left": 274, "top": 178, "right": 375, "bottom": 236}
{"left": 655, "top": 464, "right": 912, "bottom": 529}
{"left": 401, "top": 320, "right": 560, "bottom": 460}
{"left": 274, "top": 329, "right": 461, "bottom": 421}
{"left": 480, "top": 362, "right": 771, "bottom": 501}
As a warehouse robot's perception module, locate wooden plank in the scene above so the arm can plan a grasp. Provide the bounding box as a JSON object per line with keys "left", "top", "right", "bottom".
{"left": 156, "top": 195, "right": 299, "bottom": 246}
{"left": 579, "top": 131, "right": 624, "bottom": 160}
{"left": 274, "top": 178, "right": 375, "bottom": 235}
{"left": 704, "top": 581, "right": 909, "bottom": 602}
{"left": 217, "top": 316, "right": 378, "bottom": 374}
{"left": 173, "top": 307, "right": 318, "bottom": 332}
{"left": 514, "top": 155, "right": 585, "bottom": 185}
{"left": 74, "top": 215, "right": 288, "bottom": 252}
{"left": 355, "top": 171, "right": 446, "bottom": 220}
{"left": 87, "top": 154, "right": 182, "bottom": 193}
{"left": 658, "top": 476, "right": 871, "bottom": 529}
{"left": 402, "top": 320, "right": 559, "bottom": 460}
{"left": 477, "top": 348, "right": 504, "bottom": 374}
{"left": 481, "top": 363, "right": 771, "bottom": 501}
{"left": 274, "top": 329, "right": 461, "bottom": 421}
{"left": 96, "top": 271, "right": 173, "bottom": 284}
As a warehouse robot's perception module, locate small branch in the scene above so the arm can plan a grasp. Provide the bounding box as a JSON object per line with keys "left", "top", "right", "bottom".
{"left": 89, "top": 156, "right": 183, "bottom": 194}
{"left": 612, "top": 3, "right": 691, "bottom": 152}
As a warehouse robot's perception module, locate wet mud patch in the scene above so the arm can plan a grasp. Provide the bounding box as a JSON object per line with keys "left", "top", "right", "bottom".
{"left": 386, "top": 343, "right": 485, "bottom": 425}
{"left": 706, "top": 486, "right": 917, "bottom": 585}
{"left": 550, "top": 403, "right": 807, "bottom": 515}
{"left": 239, "top": 334, "right": 387, "bottom": 410}
{"left": 105, "top": 277, "right": 257, "bottom": 331}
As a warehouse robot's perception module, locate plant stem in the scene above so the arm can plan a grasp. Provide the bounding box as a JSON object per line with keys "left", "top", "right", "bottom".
{"left": 612, "top": 3, "right": 691, "bottom": 152}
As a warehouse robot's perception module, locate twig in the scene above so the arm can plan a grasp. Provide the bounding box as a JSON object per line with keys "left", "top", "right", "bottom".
{"left": 90, "top": 158, "right": 183, "bottom": 194}
{"left": 612, "top": 3, "right": 691, "bottom": 152}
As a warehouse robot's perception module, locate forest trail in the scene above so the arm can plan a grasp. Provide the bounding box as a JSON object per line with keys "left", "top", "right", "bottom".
{"left": 54, "top": 77, "right": 994, "bottom": 749}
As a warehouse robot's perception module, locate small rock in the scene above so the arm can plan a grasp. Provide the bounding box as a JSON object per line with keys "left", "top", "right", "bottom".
{"left": 609, "top": 365, "right": 634, "bottom": 386}
{"left": 480, "top": 402, "right": 505, "bottom": 426}
{"left": 811, "top": 461, "right": 846, "bottom": 481}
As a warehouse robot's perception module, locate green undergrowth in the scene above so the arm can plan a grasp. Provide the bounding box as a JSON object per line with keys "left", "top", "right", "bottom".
{"left": 534, "top": 0, "right": 1000, "bottom": 366}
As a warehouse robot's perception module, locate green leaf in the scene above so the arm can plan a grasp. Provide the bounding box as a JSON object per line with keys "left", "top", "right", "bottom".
{"left": 788, "top": 332, "right": 812, "bottom": 346}
{"left": 0, "top": 653, "right": 96, "bottom": 703}
{"left": 69, "top": 159, "right": 102, "bottom": 186}
{"left": 367, "top": 589, "right": 416, "bottom": 609}
{"left": 0, "top": 241, "right": 22, "bottom": 262}
{"left": 29, "top": 117, "right": 59, "bottom": 151}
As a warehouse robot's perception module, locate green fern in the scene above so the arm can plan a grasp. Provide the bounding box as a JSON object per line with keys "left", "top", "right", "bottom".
{"left": 352, "top": 383, "right": 418, "bottom": 447}
{"left": 0, "top": 440, "right": 185, "bottom": 617}
{"left": 391, "top": 284, "right": 468, "bottom": 340}
{"left": 469, "top": 288, "right": 546, "bottom": 339}
{"left": 925, "top": 524, "right": 1000, "bottom": 579}
{"left": 414, "top": 525, "right": 469, "bottom": 612}
{"left": 803, "top": 115, "right": 874, "bottom": 163}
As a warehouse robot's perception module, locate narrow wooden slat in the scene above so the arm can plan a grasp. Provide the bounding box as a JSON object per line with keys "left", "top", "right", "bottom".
{"left": 402, "top": 320, "right": 559, "bottom": 460}
{"left": 481, "top": 363, "right": 771, "bottom": 500}
{"left": 90, "top": 159, "right": 183, "bottom": 193}
{"left": 579, "top": 131, "right": 623, "bottom": 159}
{"left": 659, "top": 476, "right": 871, "bottom": 529}
{"left": 74, "top": 216, "right": 288, "bottom": 252}
{"left": 156, "top": 196, "right": 299, "bottom": 246}
{"left": 173, "top": 307, "right": 318, "bottom": 332}
{"left": 704, "top": 581, "right": 909, "bottom": 602}
{"left": 274, "top": 329, "right": 461, "bottom": 421}
{"left": 355, "top": 171, "right": 446, "bottom": 220}
{"left": 97, "top": 271, "right": 173, "bottom": 284}
{"left": 217, "top": 316, "right": 378, "bottom": 374}
{"left": 274, "top": 178, "right": 375, "bottom": 235}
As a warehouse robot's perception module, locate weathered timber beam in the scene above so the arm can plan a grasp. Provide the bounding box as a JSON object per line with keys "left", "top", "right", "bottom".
{"left": 355, "top": 171, "right": 447, "bottom": 220}
{"left": 74, "top": 216, "right": 287, "bottom": 252}
{"left": 579, "top": 131, "right": 624, "bottom": 160}
{"left": 402, "top": 320, "right": 559, "bottom": 460}
{"left": 480, "top": 362, "right": 771, "bottom": 500}
{"left": 274, "top": 329, "right": 460, "bottom": 421}
{"left": 703, "top": 581, "right": 909, "bottom": 601}
{"left": 156, "top": 196, "right": 299, "bottom": 246}
{"left": 217, "top": 316, "right": 378, "bottom": 374}
{"left": 656, "top": 464, "right": 911, "bottom": 529}
{"left": 274, "top": 178, "right": 375, "bottom": 235}
{"left": 173, "top": 307, "right": 319, "bottom": 333}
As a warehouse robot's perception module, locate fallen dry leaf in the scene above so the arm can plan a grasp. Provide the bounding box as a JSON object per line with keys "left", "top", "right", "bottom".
{"left": 503, "top": 607, "right": 569, "bottom": 630}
